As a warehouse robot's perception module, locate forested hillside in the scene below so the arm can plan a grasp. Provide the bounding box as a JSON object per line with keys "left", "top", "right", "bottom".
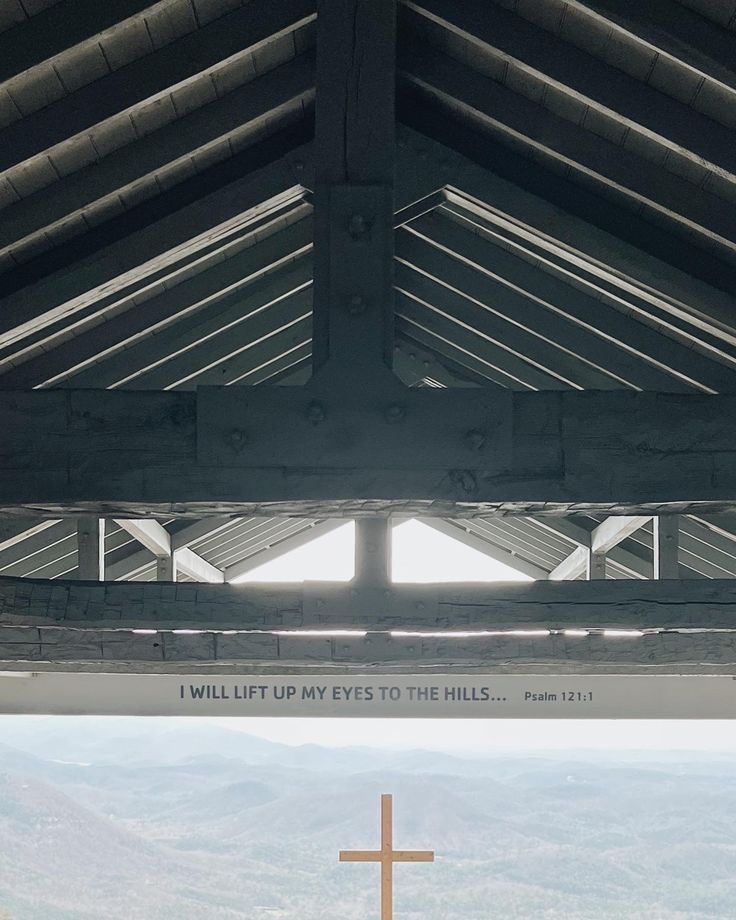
{"left": 0, "top": 720, "right": 734, "bottom": 919}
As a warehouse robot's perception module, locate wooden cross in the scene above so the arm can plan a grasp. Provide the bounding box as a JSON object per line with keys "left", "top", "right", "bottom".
{"left": 339, "top": 794, "right": 434, "bottom": 920}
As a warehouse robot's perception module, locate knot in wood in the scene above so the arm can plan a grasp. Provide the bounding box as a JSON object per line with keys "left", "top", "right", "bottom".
{"left": 225, "top": 427, "right": 248, "bottom": 453}
{"left": 347, "top": 213, "right": 371, "bottom": 240}
{"left": 384, "top": 403, "right": 406, "bottom": 423}
{"left": 347, "top": 294, "right": 367, "bottom": 315}
{"left": 450, "top": 469, "right": 478, "bottom": 494}
{"left": 465, "top": 428, "right": 486, "bottom": 451}
{"left": 306, "top": 400, "right": 326, "bottom": 425}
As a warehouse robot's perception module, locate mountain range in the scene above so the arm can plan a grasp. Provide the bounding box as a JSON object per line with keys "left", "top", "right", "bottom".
{"left": 0, "top": 718, "right": 734, "bottom": 919}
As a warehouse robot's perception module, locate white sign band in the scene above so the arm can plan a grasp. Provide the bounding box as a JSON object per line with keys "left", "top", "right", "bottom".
{"left": 1, "top": 673, "right": 736, "bottom": 718}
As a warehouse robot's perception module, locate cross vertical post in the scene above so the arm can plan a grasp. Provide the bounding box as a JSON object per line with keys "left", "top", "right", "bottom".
{"left": 381, "top": 793, "right": 393, "bottom": 920}
{"left": 312, "top": 0, "right": 398, "bottom": 389}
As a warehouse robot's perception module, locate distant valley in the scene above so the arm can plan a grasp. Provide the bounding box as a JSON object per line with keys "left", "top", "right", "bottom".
{"left": 0, "top": 719, "right": 734, "bottom": 919}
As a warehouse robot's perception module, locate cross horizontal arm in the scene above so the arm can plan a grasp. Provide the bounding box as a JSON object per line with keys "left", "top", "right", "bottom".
{"left": 391, "top": 851, "right": 435, "bottom": 862}
{"left": 2, "top": 388, "right": 736, "bottom": 515}
{"left": 339, "top": 851, "right": 382, "bottom": 862}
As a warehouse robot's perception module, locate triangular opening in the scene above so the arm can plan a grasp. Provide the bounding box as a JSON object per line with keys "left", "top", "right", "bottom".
{"left": 392, "top": 519, "right": 532, "bottom": 582}
{"left": 233, "top": 519, "right": 532, "bottom": 583}
{"left": 234, "top": 522, "right": 356, "bottom": 583}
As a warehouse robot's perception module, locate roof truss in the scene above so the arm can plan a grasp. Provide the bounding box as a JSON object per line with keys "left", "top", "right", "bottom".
{"left": 2, "top": 0, "right": 736, "bottom": 675}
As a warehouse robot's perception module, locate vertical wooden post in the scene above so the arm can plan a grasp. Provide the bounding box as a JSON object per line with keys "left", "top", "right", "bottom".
{"left": 312, "top": 0, "right": 397, "bottom": 386}
{"left": 654, "top": 515, "right": 680, "bottom": 578}
{"left": 587, "top": 549, "right": 606, "bottom": 580}
{"left": 77, "top": 518, "right": 104, "bottom": 580}
{"left": 156, "top": 555, "right": 177, "bottom": 582}
{"left": 381, "top": 793, "right": 393, "bottom": 920}
{"left": 355, "top": 518, "right": 391, "bottom": 585}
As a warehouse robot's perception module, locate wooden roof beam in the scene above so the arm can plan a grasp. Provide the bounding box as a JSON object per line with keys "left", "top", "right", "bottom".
{"left": 0, "top": 56, "right": 314, "bottom": 263}
{"left": 0, "top": 0, "right": 160, "bottom": 84}
{"left": 550, "top": 515, "right": 652, "bottom": 579}
{"left": 0, "top": 0, "right": 315, "bottom": 175}
{"left": 3, "top": 388, "right": 736, "bottom": 515}
{"left": 405, "top": 0, "right": 736, "bottom": 188}
{"left": 392, "top": 127, "right": 736, "bottom": 346}
{"left": 420, "top": 518, "right": 547, "bottom": 579}
{"left": 400, "top": 44, "right": 736, "bottom": 262}
{"left": 0, "top": 155, "right": 307, "bottom": 351}
{"left": 107, "top": 516, "right": 235, "bottom": 581}
{"left": 557, "top": 0, "right": 736, "bottom": 101}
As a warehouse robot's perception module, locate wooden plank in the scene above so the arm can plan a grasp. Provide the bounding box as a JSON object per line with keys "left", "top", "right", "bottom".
{"left": 549, "top": 545, "right": 588, "bottom": 581}
{"left": 0, "top": 56, "right": 314, "bottom": 260}
{"left": 551, "top": 516, "right": 652, "bottom": 579}
{"left": 403, "top": 209, "right": 736, "bottom": 393}
{"left": 381, "top": 793, "right": 392, "bottom": 920}
{"left": 394, "top": 126, "right": 736, "bottom": 349}
{"left": 589, "top": 551, "right": 607, "bottom": 580}
{"left": 0, "top": 152, "right": 307, "bottom": 351}
{"left": 405, "top": 0, "right": 736, "bottom": 188}
{"left": 0, "top": 517, "right": 59, "bottom": 552}
{"left": 173, "top": 547, "right": 224, "bottom": 583}
{"left": 0, "top": 0, "right": 154, "bottom": 83}
{"left": 592, "top": 516, "right": 652, "bottom": 554}
{"left": 156, "top": 555, "right": 176, "bottom": 582}
{"left": 114, "top": 519, "right": 171, "bottom": 556}
{"left": 9, "top": 223, "right": 311, "bottom": 390}
{"left": 311, "top": 0, "right": 397, "bottom": 383}
{"left": 0, "top": 0, "right": 315, "bottom": 173}
{"left": 2, "top": 388, "right": 736, "bottom": 515}
{"left": 107, "top": 516, "right": 235, "bottom": 581}
{"left": 1, "top": 622, "right": 736, "bottom": 669}
{"left": 567, "top": 0, "right": 736, "bottom": 98}
{"left": 76, "top": 518, "right": 104, "bottom": 580}
{"left": 400, "top": 43, "right": 736, "bottom": 260}
{"left": 4, "top": 575, "right": 736, "bottom": 631}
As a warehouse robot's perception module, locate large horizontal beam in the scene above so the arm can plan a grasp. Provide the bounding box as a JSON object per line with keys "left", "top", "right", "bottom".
{"left": 3, "top": 575, "right": 736, "bottom": 631}
{"left": 2, "top": 577, "right": 736, "bottom": 671}
{"left": 2, "top": 388, "right": 736, "bottom": 516}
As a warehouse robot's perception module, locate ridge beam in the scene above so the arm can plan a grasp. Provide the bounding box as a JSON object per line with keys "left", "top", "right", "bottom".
{"left": 312, "top": 0, "right": 398, "bottom": 387}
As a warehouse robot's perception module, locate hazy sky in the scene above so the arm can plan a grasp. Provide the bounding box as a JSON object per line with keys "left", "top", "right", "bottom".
{"left": 211, "top": 717, "right": 736, "bottom": 753}
{"left": 234, "top": 519, "right": 531, "bottom": 583}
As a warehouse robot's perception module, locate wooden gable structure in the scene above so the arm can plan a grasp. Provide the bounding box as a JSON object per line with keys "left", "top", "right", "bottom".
{"left": 1, "top": 0, "right": 736, "bottom": 674}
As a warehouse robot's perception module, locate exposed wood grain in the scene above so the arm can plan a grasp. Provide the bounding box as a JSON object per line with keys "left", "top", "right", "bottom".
{"left": 4, "top": 575, "right": 736, "bottom": 631}
{"left": 2, "top": 388, "right": 736, "bottom": 515}
{"left": 1, "top": 625, "right": 736, "bottom": 669}
{"left": 312, "top": 0, "right": 397, "bottom": 382}
{"left": 76, "top": 518, "right": 104, "bottom": 581}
